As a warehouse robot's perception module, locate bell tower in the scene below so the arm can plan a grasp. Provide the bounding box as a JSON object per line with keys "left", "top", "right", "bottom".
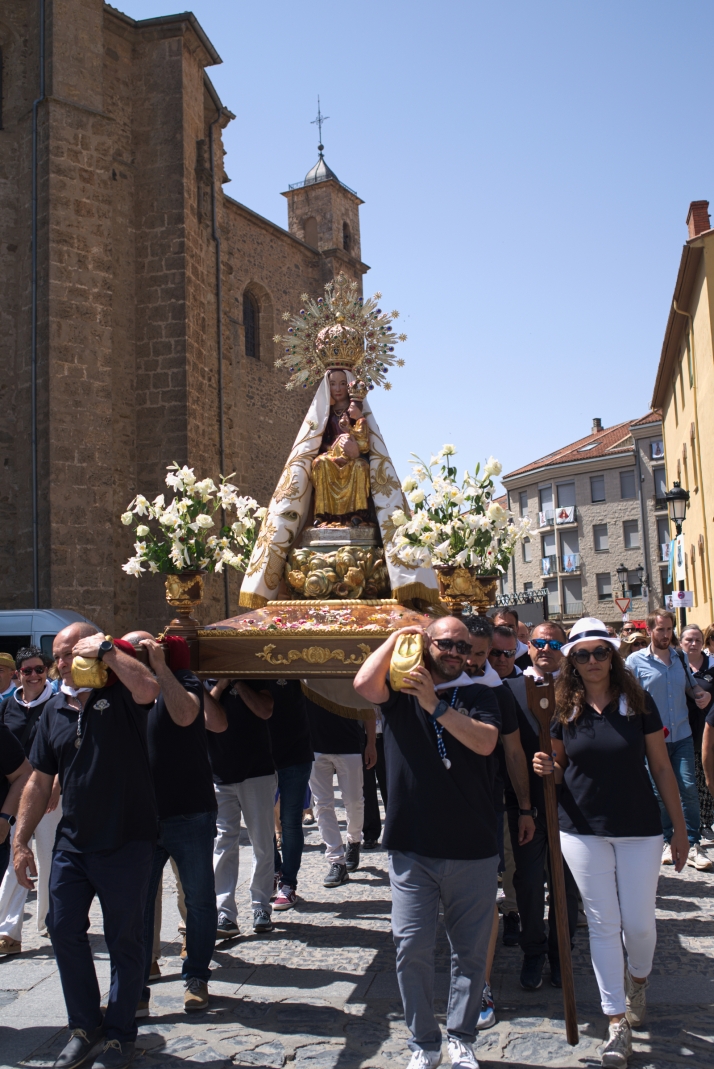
{"left": 282, "top": 101, "right": 368, "bottom": 288}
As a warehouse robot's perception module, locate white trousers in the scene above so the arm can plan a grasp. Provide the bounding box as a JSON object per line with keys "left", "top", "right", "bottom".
{"left": 560, "top": 831, "right": 663, "bottom": 1016}
{"left": 309, "top": 753, "right": 364, "bottom": 864}
{"left": 213, "top": 773, "right": 277, "bottom": 918}
{"left": 0, "top": 801, "right": 63, "bottom": 940}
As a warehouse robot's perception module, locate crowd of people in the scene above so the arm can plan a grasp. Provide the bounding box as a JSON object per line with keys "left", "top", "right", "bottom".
{"left": 0, "top": 605, "right": 713, "bottom": 1069}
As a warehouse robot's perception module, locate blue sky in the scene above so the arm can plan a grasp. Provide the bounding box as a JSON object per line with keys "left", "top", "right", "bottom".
{"left": 120, "top": 1, "right": 713, "bottom": 491}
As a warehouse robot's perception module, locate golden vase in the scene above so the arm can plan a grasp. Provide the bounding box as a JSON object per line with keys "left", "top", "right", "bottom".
{"left": 164, "top": 571, "right": 204, "bottom": 638}
{"left": 433, "top": 566, "right": 498, "bottom": 615}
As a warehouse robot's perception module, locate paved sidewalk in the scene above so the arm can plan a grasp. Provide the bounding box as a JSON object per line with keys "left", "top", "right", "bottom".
{"left": 2, "top": 804, "right": 714, "bottom": 1068}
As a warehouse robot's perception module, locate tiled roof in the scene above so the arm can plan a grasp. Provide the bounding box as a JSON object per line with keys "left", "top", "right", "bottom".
{"left": 504, "top": 411, "right": 662, "bottom": 480}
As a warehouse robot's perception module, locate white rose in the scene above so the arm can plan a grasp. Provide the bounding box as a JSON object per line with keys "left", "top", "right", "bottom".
{"left": 136, "top": 525, "right": 150, "bottom": 537}
{"left": 441, "top": 444, "right": 456, "bottom": 456}
{"left": 195, "top": 514, "right": 214, "bottom": 529}
{"left": 487, "top": 502, "right": 506, "bottom": 523}
{"left": 121, "top": 512, "right": 134, "bottom": 526}
{"left": 255, "top": 507, "right": 268, "bottom": 519}
{"left": 391, "top": 508, "right": 408, "bottom": 527}
{"left": 401, "top": 476, "right": 418, "bottom": 493}
{"left": 409, "top": 488, "right": 425, "bottom": 505}
{"left": 483, "top": 456, "right": 503, "bottom": 478}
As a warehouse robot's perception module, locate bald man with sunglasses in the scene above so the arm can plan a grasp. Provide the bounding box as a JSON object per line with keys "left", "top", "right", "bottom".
{"left": 355, "top": 616, "right": 501, "bottom": 1069}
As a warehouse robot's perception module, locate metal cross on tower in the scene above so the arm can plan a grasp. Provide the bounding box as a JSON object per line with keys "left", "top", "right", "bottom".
{"left": 311, "top": 96, "right": 329, "bottom": 152}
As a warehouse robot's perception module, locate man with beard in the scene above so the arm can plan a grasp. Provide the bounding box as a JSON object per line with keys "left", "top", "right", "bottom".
{"left": 354, "top": 617, "right": 500, "bottom": 1069}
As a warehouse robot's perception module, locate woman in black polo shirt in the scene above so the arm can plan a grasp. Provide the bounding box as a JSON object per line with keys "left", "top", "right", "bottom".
{"left": 534, "top": 617, "right": 687, "bottom": 1069}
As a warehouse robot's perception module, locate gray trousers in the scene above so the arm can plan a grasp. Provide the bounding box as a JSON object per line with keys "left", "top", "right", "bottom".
{"left": 389, "top": 850, "right": 499, "bottom": 1051}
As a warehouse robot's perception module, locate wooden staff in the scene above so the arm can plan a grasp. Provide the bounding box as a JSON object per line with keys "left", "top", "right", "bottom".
{"left": 525, "top": 673, "right": 579, "bottom": 1046}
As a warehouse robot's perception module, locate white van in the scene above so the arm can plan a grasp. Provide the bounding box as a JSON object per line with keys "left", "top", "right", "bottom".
{"left": 0, "top": 609, "right": 100, "bottom": 660}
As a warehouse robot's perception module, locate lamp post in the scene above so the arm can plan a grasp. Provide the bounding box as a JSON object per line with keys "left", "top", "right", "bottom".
{"left": 616, "top": 563, "right": 628, "bottom": 596}
{"left": 665, "top": 481, "right": 690, "bottom": 630}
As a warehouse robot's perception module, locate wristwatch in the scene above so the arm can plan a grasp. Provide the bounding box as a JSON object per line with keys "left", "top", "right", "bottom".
{"left": 0, "top": 813, "right": 16, "bottom": 826}
{"left": 519, "top": 807, "right": 538, "bottom": 818}
{"left": 97, "top": 638, "right": 115, "bottom": 661}
{"left": 429, "top": 699, "right": 449, "bottom": 722}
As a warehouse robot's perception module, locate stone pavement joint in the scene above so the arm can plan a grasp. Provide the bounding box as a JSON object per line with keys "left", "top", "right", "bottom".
{"left": 2, "top": 813, "right": 714, "bottom": 1068}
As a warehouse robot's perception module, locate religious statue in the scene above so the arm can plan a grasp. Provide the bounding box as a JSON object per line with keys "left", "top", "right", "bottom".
{"left": 311, "top": 372, "right": 371, "bottom": 526}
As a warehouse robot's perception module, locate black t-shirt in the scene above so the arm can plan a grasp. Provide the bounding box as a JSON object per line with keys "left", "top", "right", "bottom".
{"left": 0, "top": 724, "right": 26, "bottom": 810}
{"left": 206, "top": 681, "right": 275, "bottom": 785}
{"left": 147, "top": 670, "right": 216, "bottom": 820}
{"left": 491, "top": 684, "right": 519, "bottom": 810}
{"left": 515, "top": 652, "right": 531, "bottom": 672}
{"left": 0, "top": 691, "right": 54, "bottom": 756}
{"left": 306, "top": 698, "right": 363, "bottom": 755}
{"left": 379, "top": 681, "right": 501, "bottom": 860}
{"left": 503, "top": 675, "right": 546, "bottom": 811}
{"left": 688, "top": 656, "right": 714, "bottom": 749}
{"left": 266, "top": 681, "right": 313, "bottom": 770}
{"left": 551, "top": 692, "right": 664, "bottom": 837}
{"left": 29, "top": 682, "right": 157, "bottom": 853}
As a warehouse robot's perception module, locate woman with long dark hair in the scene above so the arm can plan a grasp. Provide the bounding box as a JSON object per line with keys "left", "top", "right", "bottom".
{"left": 533, "top": 617, "right": 687, "bottom": 1068}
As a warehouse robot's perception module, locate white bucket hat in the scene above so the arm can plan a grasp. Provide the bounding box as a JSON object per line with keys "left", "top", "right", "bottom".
{"left": 561, "top": 616, "right": 621, "bottom": 657}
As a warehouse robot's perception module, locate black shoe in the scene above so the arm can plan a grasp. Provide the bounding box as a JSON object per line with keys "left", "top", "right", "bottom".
{"left": 549, "top": 955, "right": 562, "bottom": 988}
{"left": 520, "top": 953, "right": 545, "bottom": 990}
{"left": 252, "top": 908, "right": 274, "bottom": 933}
{"left": 93, "top": 1040, "right": 135, "bottom": 1069}
{"left": 345, "top": 843, "right": 360, "bottom": 871}
{"left": 362, "top": 839, "right": 379, "bottom": 850}
{"left": 324, "top": 862, "right": 349, "bottom": 887}
{"left": 54, "top": 1028, "right": 104, "bottom": 1069}
{"left": 216, "top": 911, "right": 240, "bottom": 940}
{"left": 502, "top": 911, "right": 520, "bottom": 947}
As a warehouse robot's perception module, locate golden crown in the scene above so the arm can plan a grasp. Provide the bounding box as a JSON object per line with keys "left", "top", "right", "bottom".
{"left": 348, "top": 379, "right": 368, "bottom": 401}
{"left": 273, "top": 274, "right": 407, "bottom": 392}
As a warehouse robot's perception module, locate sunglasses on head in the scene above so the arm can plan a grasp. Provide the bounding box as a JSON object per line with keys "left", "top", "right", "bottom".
{"left": 431, "top": 638, "right": 473, "bottom": 655}
{"left": 571, "top": 646, "right": 612, "bottom": 665}
{"left": 531, "top": 638, "right": 563, "bottom": 651}
{"left": 20, "top": 665, "right": 47, "bottom": 676}
{"left": 490, "top": 648, "right": 517, "bottom": 659}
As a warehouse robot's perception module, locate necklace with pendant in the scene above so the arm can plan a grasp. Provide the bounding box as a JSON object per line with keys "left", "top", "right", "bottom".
{"left": 432, "top": 687, "right": 459, "bottom": 769}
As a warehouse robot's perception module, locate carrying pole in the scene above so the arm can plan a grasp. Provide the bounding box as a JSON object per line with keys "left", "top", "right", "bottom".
{"left": 525, "top": 673, "right": 579, "bottom": 1046}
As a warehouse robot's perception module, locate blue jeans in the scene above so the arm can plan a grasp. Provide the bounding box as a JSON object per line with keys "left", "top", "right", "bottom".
{"left": 48, "top": 841, "right": 153, "bottom": 1043}
{"left": 273, "top": 761, "right": 312, "bottom": 888}
{"left": 651, "top": 735, "right": 701, "bottom": 845}
{"left": 142, "top": 811, "right": 217, "bottom": 998}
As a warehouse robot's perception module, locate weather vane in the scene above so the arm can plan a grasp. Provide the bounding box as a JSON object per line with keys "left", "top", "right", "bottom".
{"left": 311, "top": 96, "right": 329, "bottom": 152}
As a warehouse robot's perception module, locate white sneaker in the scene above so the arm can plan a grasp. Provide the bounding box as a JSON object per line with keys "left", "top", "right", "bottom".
{"left": 447, "top": 1039, "right": 479, "bottom": 1069}
{"left": 624, "top": 970, "right": 647, "bottom": 1027}
{"left": 406, "top": 1051, "right": 442, "bottom": 1069}
{"left": 601, "top": 1018, "right": 632, "bottom": 1067}
{"left": 687, "top": 844, "right": 713, "bottom": 871}
{"left": 661, "top": 843, "right": 673, "bottom": 865}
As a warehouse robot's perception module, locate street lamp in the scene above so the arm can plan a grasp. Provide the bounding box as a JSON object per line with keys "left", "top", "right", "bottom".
{"left": 665, "top": 480, "right": 690, "bottom": 629}
{"left": 616, "top": 563, "right": 628, "bottom": 594}
{"left": 636, "top": 564, "right": 645, "bottom": 595}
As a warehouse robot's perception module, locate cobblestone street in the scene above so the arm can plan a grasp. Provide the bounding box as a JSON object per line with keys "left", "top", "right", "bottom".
{"left": 2, "top": 793, "right": 714, "bottom": 1069}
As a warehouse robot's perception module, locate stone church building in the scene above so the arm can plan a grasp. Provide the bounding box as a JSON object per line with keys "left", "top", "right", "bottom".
{"left": 0, "top": 1, "right": 368, "bottom": 634}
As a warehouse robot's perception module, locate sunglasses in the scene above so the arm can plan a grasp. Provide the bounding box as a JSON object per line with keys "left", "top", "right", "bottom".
{"left": 431, "top": 638, "right": 473, "bottom": 655}
{"left": 531, "top": 639, "right": 564, "bottom": 651}
{"left": 490, "top": 648, "right": 517, "bottom": 659}
{"left": 20, "top": 665, "right": 47, "bottom": 676}
{"left": 571, "top": 646, "right": 612, "bottom": 665}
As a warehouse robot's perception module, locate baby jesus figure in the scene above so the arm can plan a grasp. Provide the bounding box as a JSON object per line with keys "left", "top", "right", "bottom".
{"left": 311, "top": 379, "right": 372, "bottom": 526}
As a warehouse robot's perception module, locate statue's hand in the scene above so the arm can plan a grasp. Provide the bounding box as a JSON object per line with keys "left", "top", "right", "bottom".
{"left": 339, "top": 435, "right": 360, "bottom": 460}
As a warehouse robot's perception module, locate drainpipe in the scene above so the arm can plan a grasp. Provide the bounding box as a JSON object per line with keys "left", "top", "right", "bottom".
{"left": 634, "top": 439, "right": 651, "bottom": 613}
{"left": 673, "top": 299, "right": 713, "bottom": 609}
{"left": 209, "top": 111, "right": 229, "bottom": 618}
{"left": 31, "top": 0, "right": 46, "bottom": 609}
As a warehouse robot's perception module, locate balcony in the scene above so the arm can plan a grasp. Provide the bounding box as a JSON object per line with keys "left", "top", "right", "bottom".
{"left": 560, "top": 553, "right": 581, "bottom": 573}
{"left": 549, "top": 601, "right": 585, "bottom": 620}
{"left": 653, "top": 496, "right": 668, "bottom": 512}
{"left": 540, "top": 555, "right": 557, "bottom": 577}
{"left": 538, "top": 510, "right": 555, "bottom": 528}
{"left": 660, "top": 542, "right": 670, "bottom": 563}
{"left": 538, "top": 506, "right": 578, "bottom": 528}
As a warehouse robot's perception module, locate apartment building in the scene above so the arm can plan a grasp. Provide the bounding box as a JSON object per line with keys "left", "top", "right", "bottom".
{"left": 651, "top": 200, "right": 714, "bottom": 625}
{"left": 501, "top": 414, "right": 666, "bottom": 625}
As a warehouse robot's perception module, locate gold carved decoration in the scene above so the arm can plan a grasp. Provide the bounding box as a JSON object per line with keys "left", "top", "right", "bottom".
{"left": 255, "top": 642, "right": 372, "bottom": 666}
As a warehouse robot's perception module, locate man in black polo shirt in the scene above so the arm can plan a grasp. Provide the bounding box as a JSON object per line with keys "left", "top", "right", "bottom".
{"left": 266, "top": 680, "right": 313, "bottom": 910}
{"left": 14, "top": 622, "right": 159, "bottom": 1069}
{"left": 355, "top": 617, "right": 501, "bottom": 1069}
{"left": 122, "top": 633, "right": 221, "bottom": 1016}
{"left": 204, "top": 679, "right": 277, "bottom": 936}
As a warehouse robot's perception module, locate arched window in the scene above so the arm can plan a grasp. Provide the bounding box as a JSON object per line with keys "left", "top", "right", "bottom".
{"left": 243, "top": 291, "right": 259, "bottom": 359}
{"left": 304, "top": 216, "right": 318, "bottom": 247}
{"left": 342, "top": 221, "right": 352, "bottom": 253}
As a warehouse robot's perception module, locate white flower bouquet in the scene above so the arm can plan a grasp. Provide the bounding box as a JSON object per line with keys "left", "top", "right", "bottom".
{"left": 387, "top": 447, "right": 529, "bottom": 573}
{"left": 121, "top": 464, "right": 266, "bottom": 577}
